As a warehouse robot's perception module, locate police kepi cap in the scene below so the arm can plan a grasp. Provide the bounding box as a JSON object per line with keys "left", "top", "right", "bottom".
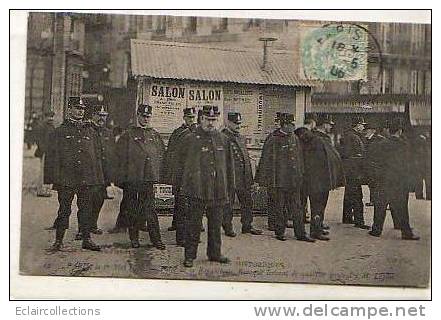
{"left": 68, "top": 96, "right": 85, "bottom": 109}
{"left": 202, "top": 105, "right": 220, "bottom": 119}
{"left": 227, "top": 112, "right": 242, "bottom": 124}
{"left": 278, "top": 112, "right": 295, "bottom": 125}
{"left": 183, "top": 107, "right": 197, "bottom": 117}
{"left": 137, "top": 104, "right": 152, "bottom": 117}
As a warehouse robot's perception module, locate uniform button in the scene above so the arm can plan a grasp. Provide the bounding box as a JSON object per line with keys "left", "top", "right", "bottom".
{"left": 102, "top": 157, "right": 106, "bottom": 160}
{"left": 77, "top": 160, "right": 81, "bottom": 164}
{"left": 78, "top": 150, "right": 82, "bottom": 153}
{"left": 78, "top": 140, "right": 81, "bottom": 143}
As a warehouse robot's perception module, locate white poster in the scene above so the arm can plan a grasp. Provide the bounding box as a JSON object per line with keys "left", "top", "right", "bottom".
{"left": 186, "top": 84, "right": 224, "bottom": 125}
{"left": 148, "top": 82, "right": 187, "bottom": 133}
{"left": 224, "top": 86, "right": 259, "bottom": 138}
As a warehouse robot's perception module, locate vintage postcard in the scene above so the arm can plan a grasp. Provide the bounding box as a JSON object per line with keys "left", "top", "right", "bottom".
{"left": 12, "top": 9, "right": 431, "bottom": 298}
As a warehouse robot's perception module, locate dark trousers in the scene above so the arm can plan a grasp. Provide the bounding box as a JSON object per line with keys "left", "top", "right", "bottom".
{"left": 175, "top": 192, "right": 187, "bottom": 244}
{"left": 371, "top": 184, "right": 412, "bottom": 235}
{"left": 267, "top": 189, "right": 276, "bottom": 228}
{"left": 185, "top": 199, "right": 225, "bottom": 260}
{"left": 222, "top": 188, "right": 253, "bottom": 231}
{"left": 123, "top": 183, "right": 161, "bottom": 243}
{"left": 309, "top": 190, "right": 330, "bottom": 236}
{"left": 53, "top": 185, "right": 99, "bottom": 239}
{"left": 114, "top": 189, "right": 129, "bottom": 229}
{"left": 273, "top": 189, "right": 306, "bottom": 238}
{"left": 370, "top": 184, "right": 399, "bottom": 229}
{"left": 343, "top": 179, "right": 364, "bottom": 224}
{"left": 415, "top": 171, "right": 432, "bottom": 200}
{"left": 90, "top": 186, "right": 106, "bottom": 229}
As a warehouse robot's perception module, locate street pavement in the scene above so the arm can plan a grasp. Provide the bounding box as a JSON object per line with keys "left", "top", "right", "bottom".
{"left": 19, "top": 146, "right": 431, "bottom": 287}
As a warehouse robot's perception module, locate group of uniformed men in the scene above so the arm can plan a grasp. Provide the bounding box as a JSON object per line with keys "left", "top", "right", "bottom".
{"left": 43, "top": 96, "right": 420, "bottom": 268}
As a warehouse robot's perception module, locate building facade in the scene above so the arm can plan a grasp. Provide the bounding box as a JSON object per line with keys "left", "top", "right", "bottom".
{"left": 24, "top": 12, "right": 431, "bottom": 129}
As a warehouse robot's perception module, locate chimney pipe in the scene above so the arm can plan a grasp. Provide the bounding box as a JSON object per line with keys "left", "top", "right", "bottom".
{"left": 259, "top": 36, "right": 277, "bottom": 72}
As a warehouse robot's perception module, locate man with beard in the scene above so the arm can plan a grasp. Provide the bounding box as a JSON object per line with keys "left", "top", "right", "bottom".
{"left": 340, "top": 116, "right": 370, "bottom": 229}
{"left": 162, "top": 107, "right": 200, "bottom": 245}
{"left": 45, "top": 97, "right": 103, "bottom": 251}
{"left": 221, "top": 112, "right": 262, "bottom": 237}
{"left": 296, "top": 114, "right": 345, "bottom": 241}
{"left": 115, "top": 104, "right": 166, "bottom": 250}
{"left": 177, "top": 105, "right": 233, "bottom": 267}
{"left": 255, "top": 113, "right": 314, "bottom": 242}
{"left": 35, "top": 110, "right": 56, "bottom": 197}
{"left": 369, "top": 118, "right": 420, "bottom": 240}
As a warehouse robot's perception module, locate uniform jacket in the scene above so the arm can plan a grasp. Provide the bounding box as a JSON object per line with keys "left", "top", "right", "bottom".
{"left": 296, "top": 128, "right": 345, "bottom": 194}
{"left": 44, "top": 119, "right": 104, "bottom": 188}
{"left": 222, "top": 127, "right": 253, "bottom": 190}
{"left": 115, "top": 125, "right": 166, "bottom": 186}
{"left": 381, "top": 135, "right": 413, "bottom": 195}
{"left": 88, "top": 122, "right": 116, "bottom": 186}
{"left": 255, "top": 128, "right": 304, "bottom": 190}
{"left": 364, "top": 133, "right": 388, "bottom": 186}
{"left": 161, "top": 123, "right": 196, "bottom": 188}
{"left": 340, "top": 129, "right": 365, "bottom": 181}
{"left": 177, "top": 126, "right": 234, "bottom": 205}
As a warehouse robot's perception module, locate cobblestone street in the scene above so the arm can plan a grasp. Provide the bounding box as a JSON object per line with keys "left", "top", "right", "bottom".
{"left": 19, "top": 147, "right": 431, "bottom": 288}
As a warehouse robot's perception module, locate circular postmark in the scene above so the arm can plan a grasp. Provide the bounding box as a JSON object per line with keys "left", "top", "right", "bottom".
{"left": 302, "top": 23, "right": 371, "bottom": 81}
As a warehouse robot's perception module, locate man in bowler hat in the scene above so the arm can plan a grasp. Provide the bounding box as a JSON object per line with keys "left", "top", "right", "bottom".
{"left": 369, "top": 118, "right": 420, "bottom": 240}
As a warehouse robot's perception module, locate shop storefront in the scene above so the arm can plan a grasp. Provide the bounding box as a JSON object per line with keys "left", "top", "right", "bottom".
{"left": 128, "top": 39, "right": 314, "bottom": 211}
{"left": 129, "top": 39, "right": 313, "bottom": 148}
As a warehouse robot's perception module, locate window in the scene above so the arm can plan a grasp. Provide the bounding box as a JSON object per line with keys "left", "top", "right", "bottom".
{"left": 155, "top": 16, "right": 166, "bottom": 34}
{"left": 245, "top": 18, "right": 262, "bottom": 30}
{"left": 184, "top": 17, "right": 197, "bottom": 34}
{"left": 382, "top": 68, "right": 393, "bottom": 94}
{"left": 219, "top": 18, "right": 228, "bottom": 32}
{"left": 410, "top": 70, "right": 418, "bottom": 94}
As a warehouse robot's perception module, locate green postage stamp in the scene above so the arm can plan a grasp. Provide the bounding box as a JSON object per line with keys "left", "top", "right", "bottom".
{"left": 302, "top": 23, "right": 369, "bottom": 81}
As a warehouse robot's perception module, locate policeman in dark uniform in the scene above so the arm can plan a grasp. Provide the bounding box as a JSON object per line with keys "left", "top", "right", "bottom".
{"left": 255, "top": 113, "right": 314, "bottom": 242}
{"left": 177, "top": 105, "right": 233, "bottom": 267}
{"left": 86, "top": 104, "right": 115, "bottom": 235}
{"left": 265, "top": 112, "right": 281, "bottom": 231}
{"left": 162, "top": 107, "right": 198, "bottom": 244}
{"left": 45, "top": 97, "right": 103, "bottom": 251}
{"left": 340, "top": 116, "right": 370, "bottom": 229}
{"left": 296, "top": 115, "right": 345, "bottom": 241}
{"left": 222, "top": 112, "right": 263, "bottom": 237}
{"left": 364, "top": 121, "right": 400, "bottom": 230}
{"left": 369, "top": 118, "right": 420, "bottom": 240}
{"left": 115, "top": 104, "right": 166, "bottom": 250}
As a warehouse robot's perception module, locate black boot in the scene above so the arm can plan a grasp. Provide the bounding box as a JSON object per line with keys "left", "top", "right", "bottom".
{"left": 82, "top": 238, "right": 101, "bottom": 251}
{"left": 129, "top": 228, "right": 140, "bottom": 248}
{"left": 51, "top": 229, "right": 65, "bottom": 251}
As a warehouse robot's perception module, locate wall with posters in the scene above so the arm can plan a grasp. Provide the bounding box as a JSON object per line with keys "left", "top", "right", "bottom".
{"left": 136, "top": 78, "right": 309, "bottom": 145}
